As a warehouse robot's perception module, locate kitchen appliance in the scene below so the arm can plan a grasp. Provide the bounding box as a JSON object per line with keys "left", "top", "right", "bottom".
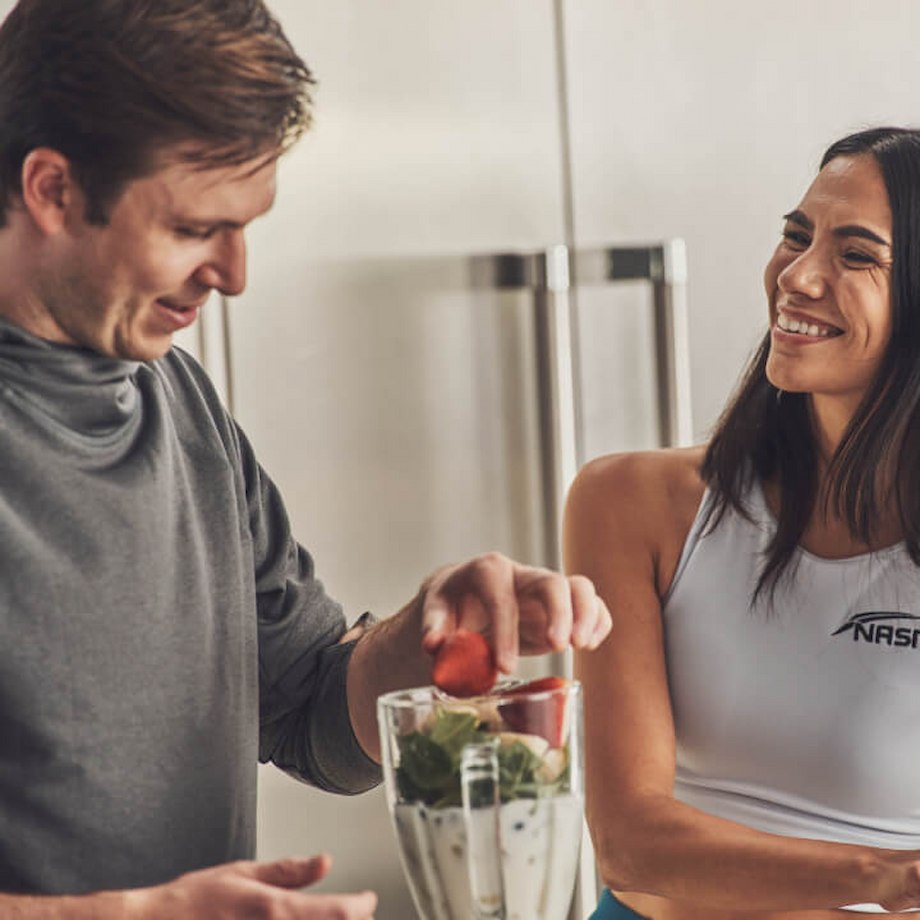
{"left": 378, "top": 681, "right": 584, "bottom": 920}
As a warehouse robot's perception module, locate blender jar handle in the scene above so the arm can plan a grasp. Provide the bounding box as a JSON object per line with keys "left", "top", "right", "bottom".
{"left": 460, "top": 738, "right": 506, "bottom": 919}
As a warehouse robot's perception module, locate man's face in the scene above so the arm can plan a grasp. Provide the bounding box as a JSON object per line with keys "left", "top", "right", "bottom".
{"left": 35, "top": 147, "right": 278, "bottom": 361}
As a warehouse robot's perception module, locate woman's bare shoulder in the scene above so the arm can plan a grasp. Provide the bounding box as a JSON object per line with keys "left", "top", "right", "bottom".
{"left": 568, "top": 445, "right": 706, "bottom": 520}
{"left": 565, "top": 446, "right": 708, "bottom": 590}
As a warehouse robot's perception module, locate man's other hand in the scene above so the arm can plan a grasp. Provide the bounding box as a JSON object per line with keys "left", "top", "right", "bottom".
{"left": 129, "top": 855, "right": 377, "bottom": 919}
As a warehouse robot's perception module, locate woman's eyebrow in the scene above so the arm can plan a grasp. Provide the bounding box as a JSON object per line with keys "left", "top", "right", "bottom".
{"left": 782, "top": 209, "right": 812, "bottom": 229}
{"left": 833, "top": 224, "right": 891, "bottom": 248}
{"left": 781, "top": 209, "right": 890, "bottom": 248}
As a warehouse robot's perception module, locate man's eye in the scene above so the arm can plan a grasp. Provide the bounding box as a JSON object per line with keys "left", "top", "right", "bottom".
{"left": 176, "top": 226, "right": 216, "bottom": 240}
{"left": 782, "top": 229, "right": 810, "bottom": 248}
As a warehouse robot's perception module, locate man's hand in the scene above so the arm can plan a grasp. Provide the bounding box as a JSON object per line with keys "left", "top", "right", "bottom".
{"left": 346, "top": 552, "right": 611, "bottom": 759}
{"left": 130, "top": 856, "right": 377, "bottom": 919}
{"left": 418, "top": 552, "right": 611, "bottom": 674}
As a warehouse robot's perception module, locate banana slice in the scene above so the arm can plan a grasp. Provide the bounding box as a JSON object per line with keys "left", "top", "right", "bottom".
{"left": 537, "top": 747, "right": 567, "bottom": 783}
{"left": 497, "top": 731, "right": 550, "bottom": 759}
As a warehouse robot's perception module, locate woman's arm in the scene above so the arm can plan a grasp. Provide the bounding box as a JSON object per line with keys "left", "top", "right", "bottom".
{"left": 564, "top": 449, "right": 920, "bottom": 912}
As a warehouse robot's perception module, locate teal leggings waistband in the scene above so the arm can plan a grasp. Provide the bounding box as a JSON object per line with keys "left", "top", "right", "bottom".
{"left": 589, "top": 889, "right": 650, "bottom": 920}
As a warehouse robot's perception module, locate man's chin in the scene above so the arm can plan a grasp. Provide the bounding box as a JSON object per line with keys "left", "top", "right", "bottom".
{"left": 136, "top": 340, "right": 175, "bottom": 362}
{"left": 110, "top": 332, "right": 175, "bottom": 362}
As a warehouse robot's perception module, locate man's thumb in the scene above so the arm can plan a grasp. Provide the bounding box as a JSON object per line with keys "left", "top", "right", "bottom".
{"left": 248, "top": 855, "right": 332, "bottom": 889}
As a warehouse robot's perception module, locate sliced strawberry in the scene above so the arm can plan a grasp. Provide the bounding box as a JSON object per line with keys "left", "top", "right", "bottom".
{"left": 507, "top": 676, "right": 568, "bottom": 694}
{"left": 431, "top": 629, "right": 497, "bottom": 697}
{"left": 497, "top": 676, "right": 570, "bottom": 747}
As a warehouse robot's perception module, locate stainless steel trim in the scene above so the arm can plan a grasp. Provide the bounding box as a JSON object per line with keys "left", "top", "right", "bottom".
{"left": 575, "top": 241, "right": 693, "bottom": 448}
{"left": 193, "top": 294, "right": 234, "bottom": 414}
{"left": 661, "top": 239, "right": 693, "bottom": 448}
{"left": 538, "top": 244, "right": 578, "bottom": 570}
{"left": 220, "top": 295, "right": 235, "bottom": 416}
{"left": 474, "top": 237, "right": 692, "bottom": 492}
{"left": 470, "top": 239, "right": 692, "bottom": 564}
{"left": 471, "top": 247, "right": 579, "bottom": 570}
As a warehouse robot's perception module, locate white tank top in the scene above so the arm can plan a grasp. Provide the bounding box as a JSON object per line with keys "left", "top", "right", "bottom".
{"left": 663, "top": 479, "right": 920, "bottom": 913}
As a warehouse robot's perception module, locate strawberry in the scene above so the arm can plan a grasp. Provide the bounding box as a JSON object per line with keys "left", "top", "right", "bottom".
{"left": 431, "top": 629, "right": 497, "bottom": 697}
{"left": 497, "top": 676, "right": 570, "bottom": 748}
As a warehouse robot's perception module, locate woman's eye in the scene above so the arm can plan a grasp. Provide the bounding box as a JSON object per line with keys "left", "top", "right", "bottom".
{"left": 782, "top": 229, "right": 810, "bottom": 248}
{"left": 843, "top": 250, "right": 876, "bottom": 266}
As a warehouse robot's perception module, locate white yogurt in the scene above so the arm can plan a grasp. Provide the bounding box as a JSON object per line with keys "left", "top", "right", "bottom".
{"left": 393, "top": 793, "right": 583, "bottom": 920}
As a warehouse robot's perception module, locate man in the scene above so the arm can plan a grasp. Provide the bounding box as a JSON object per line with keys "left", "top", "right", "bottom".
{"left": 0, "top": 1, "right": 611, "bottom": 917}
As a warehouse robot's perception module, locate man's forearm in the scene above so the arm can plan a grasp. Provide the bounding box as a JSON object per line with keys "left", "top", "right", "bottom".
{"left": 345, "top": 592, "right": 433, "bottom": 762}
{"left": 0, "top": 891, "right": 132, "bottom": 919}
{"left": 1, "top": 858, "right": 376, "bottom": 919}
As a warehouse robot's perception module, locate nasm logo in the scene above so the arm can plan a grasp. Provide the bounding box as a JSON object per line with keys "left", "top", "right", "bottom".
{"left": 832, "top": 611, "right": 920, "bottom": 649}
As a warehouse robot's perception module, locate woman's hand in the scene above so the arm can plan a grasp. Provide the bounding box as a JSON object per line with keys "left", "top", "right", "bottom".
{"left": 875, "top": 852, "right": 920, "bottom": 911}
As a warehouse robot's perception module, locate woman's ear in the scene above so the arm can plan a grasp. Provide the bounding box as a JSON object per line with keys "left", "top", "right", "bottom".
{"left": 20, "top": 148, "right": 80, "bottom": 235}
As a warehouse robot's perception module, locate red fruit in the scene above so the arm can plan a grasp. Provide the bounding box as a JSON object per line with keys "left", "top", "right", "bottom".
{"left": 432, "top": 630, "right": 497, "bottom": 697}
{"left": 498, "top": 676, "right": 570, "bottom": 747}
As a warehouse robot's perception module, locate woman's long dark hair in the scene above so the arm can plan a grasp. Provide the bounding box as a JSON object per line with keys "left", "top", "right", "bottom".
{"left": 701, "top": 127, "right": 920, "bottom": 603}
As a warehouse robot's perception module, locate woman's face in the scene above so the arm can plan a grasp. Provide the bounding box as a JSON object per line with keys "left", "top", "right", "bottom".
{"left": 764, "top": 154, "right": 893, "bottom": 410}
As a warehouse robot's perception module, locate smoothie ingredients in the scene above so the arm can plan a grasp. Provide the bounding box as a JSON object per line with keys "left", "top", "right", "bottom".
{"left": 431, "top": 629, "right": 497, "bottom": 697}
{"left": 393, "top": 793, "right": 583, "bottom": 920}
{"left": 395, "top": 703, "right": 570, "bottom": 808}
{"left": 378, "top": 682, "right": 584, "bottom": 920}
{"left": 498, "top": 676, "right": 570, "bottom": 747}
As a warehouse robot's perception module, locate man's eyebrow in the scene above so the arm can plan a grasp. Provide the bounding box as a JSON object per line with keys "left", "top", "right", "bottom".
{"left": 781, "top": 209, "right": 890, "bottom": 248}
{"left": 172, "top": 216, "right": 244, "bottom": 229}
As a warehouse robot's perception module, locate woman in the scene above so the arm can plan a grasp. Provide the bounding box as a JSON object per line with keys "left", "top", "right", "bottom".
{"left": 566, "top": 126, "right": 920, "bottom": 919}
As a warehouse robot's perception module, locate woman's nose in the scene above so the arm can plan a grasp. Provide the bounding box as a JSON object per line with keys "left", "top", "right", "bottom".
{"left": 777, "top": 246, "right": 827, "bottom": 300}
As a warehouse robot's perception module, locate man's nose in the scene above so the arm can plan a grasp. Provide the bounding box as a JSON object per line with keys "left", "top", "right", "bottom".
{"left": 195, "top": 231, "right": 247, "bottom": 297}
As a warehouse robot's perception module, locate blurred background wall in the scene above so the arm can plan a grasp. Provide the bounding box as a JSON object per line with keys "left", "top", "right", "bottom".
{"left": 4, "top": 0, "right": 917, "bottom": 916}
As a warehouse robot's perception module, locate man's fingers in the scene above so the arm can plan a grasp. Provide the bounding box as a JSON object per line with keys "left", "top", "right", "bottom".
{"left": 569, "top": 573, "right": 611, "bottom": 648}
{"left": 298, "top": 890, "right": 379, "bottom": 918}
{"left": 420, "top": 596, "right": 451, "bottom": 652}
{"left": 419, "top": 555, "right": 610, "bottom": 675}
{"left": 520, "top": 568, "right": 573, "bottom": 652}
{"left": 422, "top": 555, "right": 521, "bottom": 672}
{"left": 458, "top": 554, "right": 519, "bottom": 673}
{"left": 419, "top": 564, "right": 460, "bottom": 651}
{"left": 588, "top": 609, "right": 611, "bottom": 647}
{"left": 242, "top": 855, "right": 332, "bottom": 889}
{"left": 589, "top": 595, "right": 613, "bottom": 647}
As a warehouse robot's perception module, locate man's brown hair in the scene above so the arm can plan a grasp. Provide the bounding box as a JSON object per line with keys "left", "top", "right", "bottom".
{"left": 0, "top": 0, "right": 315, "bottom": 225}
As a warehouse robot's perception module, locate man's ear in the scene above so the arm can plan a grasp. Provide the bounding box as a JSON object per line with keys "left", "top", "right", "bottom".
{"left": 20, "top": 148, "right": 82, "bottom": 235}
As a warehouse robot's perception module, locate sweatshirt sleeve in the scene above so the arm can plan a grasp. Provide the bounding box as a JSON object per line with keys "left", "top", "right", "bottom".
{"left": 235, "top": 421, "right": 381, "bottom": 794}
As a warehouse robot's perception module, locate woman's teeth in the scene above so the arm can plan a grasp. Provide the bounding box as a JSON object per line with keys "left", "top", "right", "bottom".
{"left": 777, "top": 315, "right": 839, "bottom": 338}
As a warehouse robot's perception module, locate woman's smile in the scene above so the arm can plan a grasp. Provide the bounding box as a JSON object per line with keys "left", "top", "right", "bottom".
{"left": 774, "top": 308, "right": 843, "bottom": 339}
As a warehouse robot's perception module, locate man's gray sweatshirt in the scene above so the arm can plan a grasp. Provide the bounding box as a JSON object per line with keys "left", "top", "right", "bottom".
{"left": 0, "top": 319, "right": 380, "bottom": 895}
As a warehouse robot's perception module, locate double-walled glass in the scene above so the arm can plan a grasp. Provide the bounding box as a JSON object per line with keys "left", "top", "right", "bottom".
{"left": 377, "top": 681, "right": 584, "bottom": 920}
